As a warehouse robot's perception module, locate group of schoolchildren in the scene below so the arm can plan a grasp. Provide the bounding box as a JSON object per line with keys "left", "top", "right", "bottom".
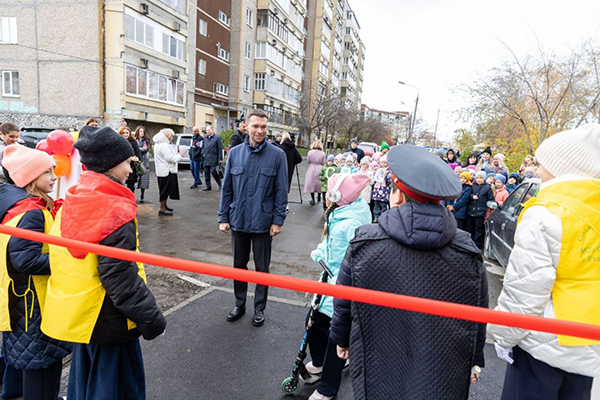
{"left": 0, "top": 123, "right": 165, "bottom": 400}
{"left": 444, "top": 146, "right": 538, "bottom": 249}
{"left": 316, "top": 143, "right": 393, "bottom": 223}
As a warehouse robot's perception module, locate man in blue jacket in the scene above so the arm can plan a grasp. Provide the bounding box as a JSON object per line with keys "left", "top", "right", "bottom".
{"left": 201, "top": 125, "right": 223, "bottom": 191}
{"left": 218, "top": 109, "right": 289, "bottom": 327}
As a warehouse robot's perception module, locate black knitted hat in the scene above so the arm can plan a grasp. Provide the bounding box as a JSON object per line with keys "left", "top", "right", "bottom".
{"left": 482, "top": 146, "right": 492, "bottom": 156}
{"left": 74, "top": 126, "right": 134, "bottom": 173}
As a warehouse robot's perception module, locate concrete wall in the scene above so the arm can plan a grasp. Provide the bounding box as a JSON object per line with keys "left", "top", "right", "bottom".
{"left": 229, "top": 0, "right": 257, "bottom": 118}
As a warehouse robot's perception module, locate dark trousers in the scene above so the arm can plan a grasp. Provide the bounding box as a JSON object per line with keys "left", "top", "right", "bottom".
{"left": 373, "top": 200, "right": 389, "bottom": 221}
{"left": 455, "top": 217, "right": 466, "bottom": 231}
{"left": 203, "top": 165, "right": 221, "bottom": 189}
{"left": 67, "top": 339, "right": 145, "bottom": 400}
{"left": 322, "top": 191, "right": 327, "bottom": 211}
{"left": 466, "top": 216, "right": 485, "bottom": 248}
{"left": 0, "top": 350, "right": 23, "bottom": 399}
{"left": 306, "top": 310, "right": 346, "bottom": 397}
{"left": 190, "top": 160, "right": 203, "bottom": 186}
{"left": 22, "top": 361, "right": 62, "bottom": 400}
{"left": 231, "top": 231, "right": 272, "bottom": 311}
{"left": 501, "top": 346, "right": 593, "bottom": 400}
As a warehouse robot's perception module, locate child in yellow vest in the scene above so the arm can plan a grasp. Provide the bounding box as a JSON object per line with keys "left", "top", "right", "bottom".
{"left": 42, "top": 126, "right": 167, "bottom": 399}
{"left": 488, "top": 123, "right": 600, "bottom": 400}
{"left": 0, "top": 145, "right": 71, "bottom": 400}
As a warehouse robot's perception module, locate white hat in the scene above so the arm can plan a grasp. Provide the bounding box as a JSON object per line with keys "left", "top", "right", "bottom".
{"left": 535, "top": 123, "right": 600, "bottom": 178}
{"left": 494, "top": 153, "right": 505, "bottom": 161}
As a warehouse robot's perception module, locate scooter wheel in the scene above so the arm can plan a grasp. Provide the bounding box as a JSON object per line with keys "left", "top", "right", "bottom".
{"left": 281, "top": 376, "right": 299, "bottom": 395}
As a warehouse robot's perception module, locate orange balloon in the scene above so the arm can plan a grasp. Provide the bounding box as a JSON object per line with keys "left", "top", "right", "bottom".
{"left": 52, "top": 155, "right": 71, "bottom": 177}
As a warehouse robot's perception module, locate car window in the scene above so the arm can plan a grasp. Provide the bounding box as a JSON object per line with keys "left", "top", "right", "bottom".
{"left": 179, "top": 138, "right": 191, "bottom": 146}
{"left": 502, "top": 184, "right": 528, "bottom": 215}
{"left": 522, "top": 183, "right": 540, "bottom": 204}
{"left": 22, "top": 132, "right": 49, "bottom": 140}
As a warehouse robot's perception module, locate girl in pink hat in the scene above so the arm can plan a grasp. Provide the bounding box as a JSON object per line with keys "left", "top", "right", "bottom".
{"left": 0, "top": 145, "right": 71, "bottom": 400}
{"left": 304, "top": 173, "right": 372, "bottom": 400}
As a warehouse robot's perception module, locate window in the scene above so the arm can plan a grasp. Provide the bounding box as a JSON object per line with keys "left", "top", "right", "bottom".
{"left": 157, "top": 0, "right": 186, "bottom": 14}
{"left": 125, "top": 64, "right": 184, "bottom": 105}
{"left": 0, "top": 17, "right": 17, "bottom": 44}
{"left": 2, "top": 70, "right": 19, "bottom": 96}
{"left": 246, "top": 9, "right": 253, "bottom": 27}
{"left": 125, "top": 13, "right": 160, "bottom": 51}
{"left": 198, "top": 59, "right": 206, "bottom": 75}
{"left": 254, "top": 73, "right": 265, "bottom": 90}
{"left": 215, "top": 83, "right": 228, "bottom": 96}
{"left": 243, "top": 75, "right": 250, "bottom": 92}
{"left": 245, "top": 42, "right": 251, "bottom": 59}
{"left": 217, "top": 46, "right": 229, "bottom": 62}
{"left": 199, "top": 18, "right": 207, "bottom": 36}
{"left": 218, "top": 11, "right": 230, "bottom": 27}
{"left": 255, "top": 42, "right": 266, "bottom": 58}
{"left": 162, "top": 33, "right": 185, "bottom": 60}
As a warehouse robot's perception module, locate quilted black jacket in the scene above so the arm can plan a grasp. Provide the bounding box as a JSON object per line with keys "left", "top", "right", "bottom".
{"left": 330, "top": 202, "right": 488, "bottom": 400}
{"left": 3, "top": 206, "right": 72, "bottom": 370}
{"left": 92, "top": 221, "right": 167, "bottom": 345}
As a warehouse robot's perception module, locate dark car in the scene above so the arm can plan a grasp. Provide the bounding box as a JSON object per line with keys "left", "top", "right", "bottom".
{"left": 19, "top": 127, "right": 59, "bottom": 149}
{"left": 484, "top": 179, "right": 541, "bottom": 268}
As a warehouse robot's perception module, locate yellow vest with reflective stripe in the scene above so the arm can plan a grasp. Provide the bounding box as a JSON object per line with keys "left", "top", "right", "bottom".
{"left": 519, "top": 179, "right": 600, "bottom": 346}
{"left": 41, "top": 209, "right": 147, "bottom": 344}
{"left": 0, "top": 209, "right": 53, "bottom": 332}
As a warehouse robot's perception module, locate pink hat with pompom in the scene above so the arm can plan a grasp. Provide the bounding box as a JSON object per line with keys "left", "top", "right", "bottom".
{"left": 327, "top": 173, "right": 372, "bottom": 206}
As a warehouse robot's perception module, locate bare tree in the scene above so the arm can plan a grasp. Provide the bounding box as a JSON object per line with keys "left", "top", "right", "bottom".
{"left": 295, "top": 93, "right": 344, "bottom": 144}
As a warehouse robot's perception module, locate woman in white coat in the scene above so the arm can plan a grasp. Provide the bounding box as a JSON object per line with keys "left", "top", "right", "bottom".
{"left": 488, "top": 123, "right": 600, "bottom": 400}
{"left": 153, "top": 128, "right": 186, "bottom": 216}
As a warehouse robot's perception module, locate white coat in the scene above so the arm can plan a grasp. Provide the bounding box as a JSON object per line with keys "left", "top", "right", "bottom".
{"left": 153, "top": 133, "right": 181, "bottom": 177}
{"left": 488, "top": 174, "right": 600, "bottom": 378}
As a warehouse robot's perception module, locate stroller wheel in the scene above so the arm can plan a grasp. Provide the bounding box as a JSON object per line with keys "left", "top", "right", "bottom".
{"left": 281, "top": 376, "right": 299, "bottom": 395}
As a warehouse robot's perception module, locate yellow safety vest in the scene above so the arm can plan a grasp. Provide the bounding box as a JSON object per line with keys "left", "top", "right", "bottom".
{"left": 0, "top": 209, "right": 53, "bottom": 332}
{"left": 519, "top": 178, "right": 600, "bottom": 346}
{"left": 41, "top": 209, "right": 147, "bottom": 344}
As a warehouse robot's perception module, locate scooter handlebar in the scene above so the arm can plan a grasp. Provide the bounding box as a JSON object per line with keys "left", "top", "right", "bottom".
{"left": 318, "top": 260, "right": 334, "bottom": 279}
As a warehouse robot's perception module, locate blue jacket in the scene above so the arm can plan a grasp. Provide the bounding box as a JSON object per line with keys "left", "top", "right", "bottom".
{"left": 218, "top": 136, "right": 289, "bottom": 233}
{"left": 310, "top": 199, "right": 371, "bottom": 317}
{"left": 450, "top": 184, "right": 472, "bottom": 220}
{"left": 201, "top": 133, "right": 223, "bottom": 167}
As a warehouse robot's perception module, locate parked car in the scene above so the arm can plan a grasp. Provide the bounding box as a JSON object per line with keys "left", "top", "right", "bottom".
{"left": 170, "top": 133, "right": 192, "bottom": 165}
{"left": 358, "top": 142, "right": 379, "bottom": 157}
{"left": 484, "top": 179, "right": 541, "bottom": 268}
{"left": 19, "top": 127, "right": 56, "bottom": 149}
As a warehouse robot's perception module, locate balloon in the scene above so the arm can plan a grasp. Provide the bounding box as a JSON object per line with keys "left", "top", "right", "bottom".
{"left": 52, "top": 155, "right": 71, "bottom": 177}
{"left": 35, "top": 139, "right": 52, "bottom": 154}
{"left": 47, "top": 130, "right": 74, "bottom": 156}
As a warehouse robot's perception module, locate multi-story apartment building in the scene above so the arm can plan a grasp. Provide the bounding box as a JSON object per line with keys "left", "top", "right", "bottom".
{"left": 341, "top": 1, "right": 364, "bottom": 105}
{"left": 0, "top": 1, "right": 101, "bottom": 128}
{"left": 360, "top": 103, "right": 410, "bottom": 143}
{"left": 254, "top": 0, "right": 307, "bottom": 136}
{"left": 229, "top": 0, "right": 257, "bottom": 122}
{"left": 0, "top": 0, "right": 190, "bottom": 133}
{"left": 195, "top": 0, "right": 236, "bottom": 132}
{"left": 105, "top": 0, "right": 190, "bottom": 133}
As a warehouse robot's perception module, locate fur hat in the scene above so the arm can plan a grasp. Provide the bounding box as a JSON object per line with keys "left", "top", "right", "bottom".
{"left": 2, "top": 145, "right": 56, "bottom": 188}
{"left": 327, "top": 173, "right": 371, "bottom": 206}
{"left": 74, "top": 126, "right": 134, "bottom": 173}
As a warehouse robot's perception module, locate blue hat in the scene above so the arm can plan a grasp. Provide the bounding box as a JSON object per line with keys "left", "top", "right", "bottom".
{"left": 499, "top": 171, "right": 509, "bottom": 180}
{"left": 523, "top": 173, "right": 533, "bottom": 179}
{"left": 495, "top": 174, "right": 506, "bottom": 185}
{"left": 327, "top": 155, "right": 335, "bottom": 162}
{"left": 485, "top": 173, "right": 496, "bottom": 181}
{"left": 387, "top": 145, "right": 461, "bottom": 201}
{"left": 508, "top": 172, "right": 520, "bottom": 182}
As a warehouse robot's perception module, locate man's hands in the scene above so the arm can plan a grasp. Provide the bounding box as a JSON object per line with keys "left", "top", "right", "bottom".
{"left": 336, "top": 346, "right": 349, "bottom": 359}
{"left": 270, "top": 224, "right": 282, "bottom": 237}
{"left": 470, "top": 366, "right": 481, "bottom": 386}
{"left": 219, "top": 223, "right": 230, "bottom": 234}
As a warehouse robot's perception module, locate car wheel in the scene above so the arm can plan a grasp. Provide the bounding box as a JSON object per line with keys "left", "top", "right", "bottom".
{"left": 484, "top": 228, "right": 496, "bottom": 261}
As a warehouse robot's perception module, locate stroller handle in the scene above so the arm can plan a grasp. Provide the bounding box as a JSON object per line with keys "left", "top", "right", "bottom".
{"left": 318, "top": 260, "right": 334, "bottom": 279}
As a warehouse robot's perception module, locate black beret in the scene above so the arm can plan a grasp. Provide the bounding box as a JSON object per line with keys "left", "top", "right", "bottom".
{"left": 74, "top": 126, "right": 134, "bottom": 173}
{"left": 387, "top": 145, "right": 461, "bottom": 201}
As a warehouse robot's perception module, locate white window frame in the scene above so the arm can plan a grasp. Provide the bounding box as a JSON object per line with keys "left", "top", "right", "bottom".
{"left": 245, "top": 9, "right": 253, "bottom": 27}
{"left": 243, "top": 75, "right": 250, "bottom": 92}
{"left": 245, "top": 42, "right": 251, "bottom": 60}
{"left": 0, "top": 17, "right": 18, "bottom": 44}
{"left": 218, "top": 11, "right": 230, "bottom": 27}
{"left": 254, "top": 73, "right": 265, "bottom": 91}
{"left": 198, "top": 59, "right": 206, "bottom": 75}
{"left": 199, "top": 18, "right": 207, "bottom": 36}
{"left": 125, "top": 64, "right": 184, "bottom": 106}
{"left": 215, "top": 83, "right": 228, "bottom": 96}
{"left": 218, "top": 47, "right": 230, "bottom": 62}
{"left": 2, "top": 70, "right": 19, "bottom": 97}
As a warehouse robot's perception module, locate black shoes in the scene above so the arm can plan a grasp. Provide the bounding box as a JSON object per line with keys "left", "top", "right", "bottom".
{"left": 190, "top": 185, "right": 198, "bottom": 189}
{"left": 309, "top": 200, "right": 315, "bottom": 206}
{"left": 252, "top": 310, "right": 265, "bottom": 327}
{"left": 226, "top": 306, "right": 246, "bottom": 322}
{"left": 158, "top": 210, "right": 173, "bottom": 216}
{"left": 202, "top": 187, "right": 212, "bottom": 191}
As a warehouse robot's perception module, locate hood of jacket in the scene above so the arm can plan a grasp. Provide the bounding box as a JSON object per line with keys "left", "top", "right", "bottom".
{"left": 153, "top": 132, "right": 169, "bottom": 145}
{"left": 0, "top": 184, "right": 30, "bottom": 221}
{"left": 378, "top": 202, "right": 457, "bottom": 250}
{"left": 329, "top": 198, "right": 372, "bottom": 227}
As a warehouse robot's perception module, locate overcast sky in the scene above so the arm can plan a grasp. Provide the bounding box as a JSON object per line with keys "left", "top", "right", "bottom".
{"left": 350, "top": 0, "right": 600, "bottom": 142}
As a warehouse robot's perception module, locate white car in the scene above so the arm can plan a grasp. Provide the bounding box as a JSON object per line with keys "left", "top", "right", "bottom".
{"left": 170, "top": 133, "right": 192, "bottom": 165}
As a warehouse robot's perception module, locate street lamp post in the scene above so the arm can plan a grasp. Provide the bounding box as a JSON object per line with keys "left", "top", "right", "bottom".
{"left": 433, "top": 100, "right": 450, "bottom": 149}
{"left": 398, "top": 81, "right": 419, "bottom": 144}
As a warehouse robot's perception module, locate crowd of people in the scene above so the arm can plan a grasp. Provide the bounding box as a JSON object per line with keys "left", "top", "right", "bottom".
{"left": 1, "top": 113, "right": 599, "bottom": 400}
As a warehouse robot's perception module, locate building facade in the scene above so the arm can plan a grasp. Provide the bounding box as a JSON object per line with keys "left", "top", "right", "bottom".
{"left": 341, "top": 1, "right": 363, "bottom": 105}
{"left": 0, "top": 1, "right": 101, "bottom": 128}
{"left": 360, "top": 103, "right": 410, "bottom": 143}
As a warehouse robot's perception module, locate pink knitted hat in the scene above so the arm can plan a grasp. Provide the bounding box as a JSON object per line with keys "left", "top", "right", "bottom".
{"left": 327, "top": 173, "right": 372, "bottom": 206}
{"left": 2, "top": 145, "right": 55, "bottom": 187}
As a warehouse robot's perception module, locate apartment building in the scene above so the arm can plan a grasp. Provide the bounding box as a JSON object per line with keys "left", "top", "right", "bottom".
{"left": 341, "top": 1, "right": 364, "bottom": 105}
{"left": 254, "top": 0, "right": 307, "bottom": 136}
{"left": 360, "top": 103, "right": 409, "bottom": 142}
{"left": 0, "top": 1, "right": 101, "bottom": 128}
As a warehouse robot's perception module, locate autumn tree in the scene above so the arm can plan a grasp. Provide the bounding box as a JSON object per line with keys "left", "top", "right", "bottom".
{"left": 295, "top": 93, "right": 344, "bottom": 143}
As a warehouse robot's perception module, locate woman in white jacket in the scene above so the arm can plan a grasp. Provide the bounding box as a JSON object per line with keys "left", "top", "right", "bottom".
{"left": 488, "top": 123, "right": 600, "bottom": 400}
{"left": 153, "top": 128, "right": 185, "bottom": 216}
